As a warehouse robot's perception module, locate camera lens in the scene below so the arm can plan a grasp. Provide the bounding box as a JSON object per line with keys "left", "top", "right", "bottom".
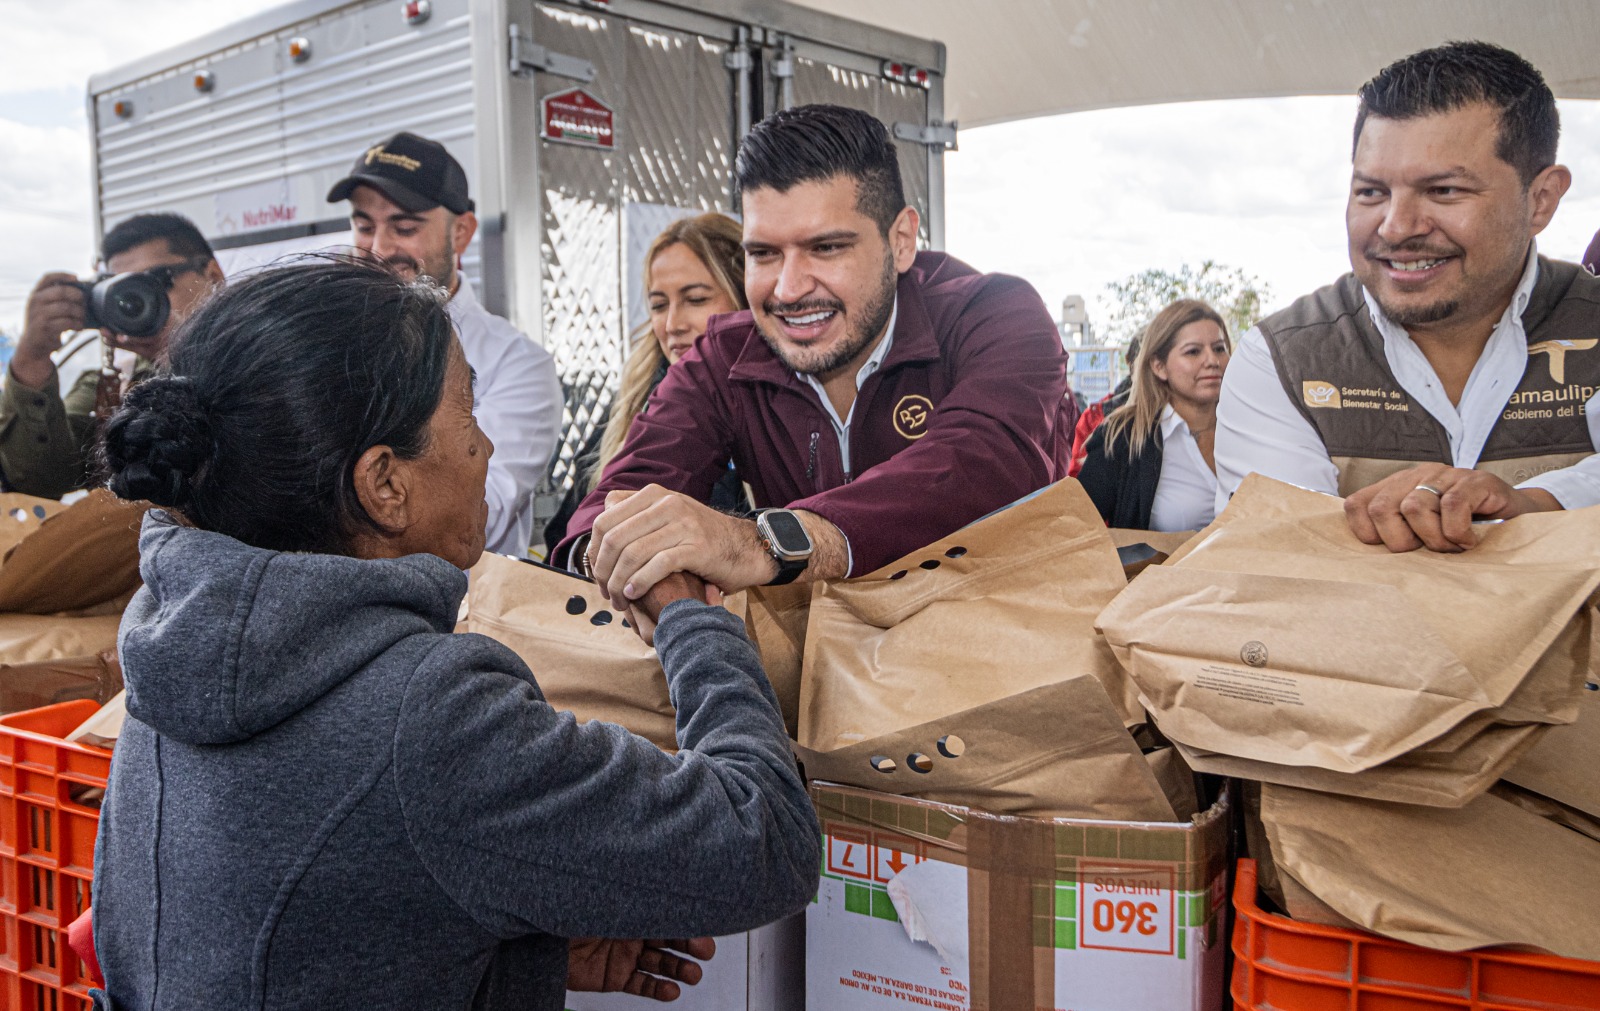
{"left": 90, "top": 272, "right": 171, "bottom": 338}
{"left": 114, "top": 292, "right": 148, "bottom": 316}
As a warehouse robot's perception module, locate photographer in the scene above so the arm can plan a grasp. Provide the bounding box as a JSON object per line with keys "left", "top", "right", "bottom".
{"left": 1, "top": 213, "right": 224, "bottom": 498}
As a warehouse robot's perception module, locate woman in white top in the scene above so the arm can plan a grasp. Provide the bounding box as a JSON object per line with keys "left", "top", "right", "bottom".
{"left": 1077, "top": 299, "right": 1233, "bottom": 531}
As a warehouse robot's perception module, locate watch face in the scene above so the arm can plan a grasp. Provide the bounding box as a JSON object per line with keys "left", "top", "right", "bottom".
{"left": 763, "top": 510, "right": 812, "bottom": 556}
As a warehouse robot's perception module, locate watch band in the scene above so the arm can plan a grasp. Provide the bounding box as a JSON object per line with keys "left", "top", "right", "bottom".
{"left": 765, "top": 554, "right": 807, "bottom": 586}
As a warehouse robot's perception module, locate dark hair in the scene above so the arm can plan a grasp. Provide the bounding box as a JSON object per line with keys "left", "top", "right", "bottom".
{"left": 100, "top": 256, "right": 454, "bottom": 555}
{"left": 1354, "top": 41, "right": 1559, "bottom": 186}
{"left": 735, "top": 104, "right": 906, "bottom": 234}
{"left": 101, "top": 212, "right": 217, "bottom": 266}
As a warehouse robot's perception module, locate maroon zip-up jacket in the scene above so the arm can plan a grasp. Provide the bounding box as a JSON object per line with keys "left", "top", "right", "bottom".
{"left": 557, "top": 251, "right": 1073, "bottom": 576}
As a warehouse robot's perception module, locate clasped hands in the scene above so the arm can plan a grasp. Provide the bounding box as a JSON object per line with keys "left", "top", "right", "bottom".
{"left": 1342, "top": 463, "right": 1560, "bottom": 552}
{"left": 585, "top": 485, "right": 780, "bottom": 642}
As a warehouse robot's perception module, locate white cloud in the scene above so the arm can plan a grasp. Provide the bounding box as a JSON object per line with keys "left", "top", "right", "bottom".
{"left": 0, "top": 0, "right": 258, "bottom": 96}
{"left": 0, "top": 119, "right": 94, "bottom": 326}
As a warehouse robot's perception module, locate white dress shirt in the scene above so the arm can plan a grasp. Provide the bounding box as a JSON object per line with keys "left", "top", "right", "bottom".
{"left": 448, "top": 278, "right": 563, "bottom": 557}
{"left": 797, "top": 299, "right": 899, "bottom": 476}
{"left": 1150, "top": 405, "right": 1220, "bottom": 532}
{"left": 1216, "top": 249, "right": 1600, "bottom": 511}
{"left": 795, "top": 298, "right": 898, "bottom": 575}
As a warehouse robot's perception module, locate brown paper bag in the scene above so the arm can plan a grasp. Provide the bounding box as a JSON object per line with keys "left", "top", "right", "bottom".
{"left": 802, "top": 480, "right": 1141, "bottom": 742}
{"left": 1489, "top": 782, "right": 1600, "bottom": 843}
{"left": 1143, "top": 745, "right": 1199, "bottom": 822}
{"left": 1500, "top": 682, "right": 1600, "bottom": 819}
{"left": 0, "top": 613, "right": 123, "bottom": 665}
{"left": 794, "top": 677, "right": 1174, "bottom": 821}
{"left": 723, "top": 582, "right": 811, "bottom": 739}
{"left": 1175, "top": 718, "right": 1546, "bottom": 808}
{"left": 1260, "top": 783, "right": 1600, "bottom": 960}
{"left": 797, "top": 481, "right": 1168, "bottom": 819}
{"left": 1098, "top": 476, "right": 1599, "bottom": 778}
{"left": 0, "top": 490, "right": 150, "bottom": 614}
{"left": 467, "top": 553, "right": 677, "bottom": 750}
{"left": 0, "top": 649, "right": 123, "bottom": 714}
{"left": 0, "top": 494, "right": 67, "bottom": 555}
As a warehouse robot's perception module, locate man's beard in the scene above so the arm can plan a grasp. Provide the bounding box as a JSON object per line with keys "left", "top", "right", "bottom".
{"left": 1375, "top": 295, "right": 1461, "bottom": 327}
{"left": 380, "top": 238, "right": 456, "bottom": 290}
{"left": 759, "top": 250, "right": 897, "bottom": 377}
{"left": 1361, "top": 238, "right": 1461, "bottom": 327}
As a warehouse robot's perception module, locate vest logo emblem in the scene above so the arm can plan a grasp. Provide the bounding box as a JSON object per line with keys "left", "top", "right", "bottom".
{"left": 1529, "top": 339, "right": 1598, "bottom": 384}
{"left": 893, "top": 395, "right": 933, "bottom": 440}
{"left": 1302, "top": 381, "right": 1342, "bottom": 409}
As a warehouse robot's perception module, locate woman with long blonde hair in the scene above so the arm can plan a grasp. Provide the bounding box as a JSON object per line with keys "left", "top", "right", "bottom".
{"left": 1078, "top": 299, "right": 1232, "bottom": 530}
{"left": 544, "top": 213, "right": 750, "bottom": 547}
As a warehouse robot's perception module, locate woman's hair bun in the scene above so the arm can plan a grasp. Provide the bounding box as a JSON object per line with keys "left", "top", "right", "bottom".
{"left": 101, "top": 376, "right": 214, "bottom": 509}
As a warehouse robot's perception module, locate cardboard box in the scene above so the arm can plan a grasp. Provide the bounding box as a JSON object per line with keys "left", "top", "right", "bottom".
{"left": 808, "top": 783, "right": 1229, "bottom": 1011}
{"left": 565, "top": 913, "right": 803, "bottom": 1011}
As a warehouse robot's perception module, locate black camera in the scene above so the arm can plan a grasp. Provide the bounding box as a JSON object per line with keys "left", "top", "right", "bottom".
{"left": 74, "top": 271, "right": 171, "bottom": 338}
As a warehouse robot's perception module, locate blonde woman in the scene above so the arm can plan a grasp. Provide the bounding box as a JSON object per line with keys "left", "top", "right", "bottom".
{"left": 544, "top": 213, "right": 751, "bottom": 547}
{"left": 1078, "top": 299, "right": 1232, "bottom": 530}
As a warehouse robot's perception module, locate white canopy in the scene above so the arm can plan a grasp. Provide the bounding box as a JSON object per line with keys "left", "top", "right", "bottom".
{"left": 792, "top": 0, "right": 1600, "bottom": 128}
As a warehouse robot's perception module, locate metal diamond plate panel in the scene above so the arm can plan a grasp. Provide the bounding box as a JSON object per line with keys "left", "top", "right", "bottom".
{"left": 623, "top": 26, "right": 733, "bottom": 212}
{"left": 534, "top": 4, "right": 740, "bottom": 495}
{"left": 534, "top": 2, "right": 627, "bottom": 492}
{"left": 792, "top": 58, "right": 931, "bottom": 247}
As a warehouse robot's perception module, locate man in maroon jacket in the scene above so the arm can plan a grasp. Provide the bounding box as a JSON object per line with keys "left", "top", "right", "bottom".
{"left": 562, "top": 104, "right": 1072, "bottom": 612}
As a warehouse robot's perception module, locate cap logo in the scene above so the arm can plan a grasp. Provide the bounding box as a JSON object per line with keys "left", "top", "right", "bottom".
{"left": 1302, "top": 381, "right": 1342, "bottom": 409}
{"left": 893, "top": 395, "right": 933, "bottom": 440}
{"left": 364, "top": 144, "right": 422, "bottom": 172}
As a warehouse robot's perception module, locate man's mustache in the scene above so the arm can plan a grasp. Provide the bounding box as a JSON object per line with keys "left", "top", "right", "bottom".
{"left": 763, "top": 298, "right": 844, "bottom": 316}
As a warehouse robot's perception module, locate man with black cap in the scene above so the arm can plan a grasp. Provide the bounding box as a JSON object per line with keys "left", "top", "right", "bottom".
{"left": 329, "top": 131, "right": 562, "bottom": 557}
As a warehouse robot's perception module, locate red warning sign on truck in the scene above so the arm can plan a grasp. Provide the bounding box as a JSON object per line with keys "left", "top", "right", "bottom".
{"left": 541, "top": 88, "right": 616, "bottom": 149}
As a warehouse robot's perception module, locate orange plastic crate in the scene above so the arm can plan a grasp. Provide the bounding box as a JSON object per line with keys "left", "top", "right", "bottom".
{"left": 0, "top": 700, "right": 113, "bottom": 1011}
{"left": 1231, "top": 857, "right": 1600, "bottom": 1010}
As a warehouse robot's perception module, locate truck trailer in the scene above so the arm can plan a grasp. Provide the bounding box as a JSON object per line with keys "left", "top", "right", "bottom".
{"left": 86, "top": 0, "right": 951, "bottom": 527}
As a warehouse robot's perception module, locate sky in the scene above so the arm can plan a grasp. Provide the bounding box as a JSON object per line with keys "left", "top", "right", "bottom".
{"left": 4, "top": 1, "right": 1600, "bottom": 338}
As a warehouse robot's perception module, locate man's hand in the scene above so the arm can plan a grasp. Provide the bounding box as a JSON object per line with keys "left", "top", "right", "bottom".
{"left": 624, "top": 570, "right": 722, "bottom": 646}
{"left": 587, "top": 485, "right": 777, "bottom": 608}
{"left": 1343, "top": 463, "right": 1561, "bottom": 552}
{"left": 567, "top": 936, "right": 716, "bottom": 1001}
{"left": 13, "top": 273, "right": 86, "bottom": 390}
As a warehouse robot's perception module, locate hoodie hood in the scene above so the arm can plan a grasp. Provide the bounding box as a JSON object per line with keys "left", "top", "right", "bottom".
{"left": 120, "top": 511, "right": 466, "bottom": 745}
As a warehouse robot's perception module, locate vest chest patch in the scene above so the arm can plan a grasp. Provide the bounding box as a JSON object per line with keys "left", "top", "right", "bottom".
{"left": 1301, "top": 380, "right": 1410, "bottom": 414}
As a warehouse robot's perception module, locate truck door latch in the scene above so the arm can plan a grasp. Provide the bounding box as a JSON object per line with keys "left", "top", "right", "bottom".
{"left": 509, "top": 27, "right": 597, "bottom": 83}
{"left": 893, "top": 120, "right": 959, "bottom": 152}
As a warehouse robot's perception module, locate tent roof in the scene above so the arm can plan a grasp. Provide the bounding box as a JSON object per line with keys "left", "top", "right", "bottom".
{"left": 791, "top": 0, "right": 1600, "bottom": 128}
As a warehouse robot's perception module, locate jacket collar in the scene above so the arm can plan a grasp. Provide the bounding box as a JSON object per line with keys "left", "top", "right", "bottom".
{"left": 728, "top": 267, "right": 943, "bottom": 387}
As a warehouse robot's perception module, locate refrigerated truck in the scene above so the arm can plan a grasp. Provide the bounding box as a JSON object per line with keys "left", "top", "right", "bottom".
{"left": 86, "top": 0, "right": 950, "bottom": 523}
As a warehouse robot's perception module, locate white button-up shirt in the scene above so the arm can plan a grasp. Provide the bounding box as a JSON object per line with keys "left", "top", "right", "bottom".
{"left": 1150, "top": 405, "right": 1220, "bottom": 532}
{"left": 448, "top": 278, "right": 563, "bottom": 557}
{"left": 794, "top": 298, "right": 898, "bottom": 574}
{"left": 1216, "top": 249, "right": 1600, "bottom": 510}
{"left": 797, "top": 299, "right": 899, "bottom": 476}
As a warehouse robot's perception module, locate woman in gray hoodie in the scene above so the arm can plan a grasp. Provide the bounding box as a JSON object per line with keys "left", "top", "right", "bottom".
{"left": 90, "top": 257, "right": 820, "bottom": 1010}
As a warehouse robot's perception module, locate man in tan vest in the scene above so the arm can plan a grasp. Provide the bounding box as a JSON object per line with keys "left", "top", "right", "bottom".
{"left": 1216, "top": 41, "right": 1598, "bottom": 552}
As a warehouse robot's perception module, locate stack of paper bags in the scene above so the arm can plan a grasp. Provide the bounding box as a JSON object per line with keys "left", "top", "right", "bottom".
{"left": 0, "top": 490, "right": 149, "bottom": 674}
{"left": 1257, "top": 682, "right": 1600, "bottom": 959}
{"left": 794, "top": 480, "right": 1176, "bottom": 821}
{"left": 1097, "top": 475, "right": 1599, "bottom": 807}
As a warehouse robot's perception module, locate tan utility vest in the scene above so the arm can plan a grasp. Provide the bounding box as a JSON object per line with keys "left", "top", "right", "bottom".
{"left": 1259, "top": 257, "right": 1600, "bottom": 495}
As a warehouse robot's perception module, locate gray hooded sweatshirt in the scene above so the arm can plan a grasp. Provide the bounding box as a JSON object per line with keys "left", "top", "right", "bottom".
{"left": 91, "top": 513, "right": 819, "bottom": 1010}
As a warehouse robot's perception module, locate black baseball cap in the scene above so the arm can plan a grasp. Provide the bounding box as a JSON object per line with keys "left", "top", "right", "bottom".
{"left": 326, "top": 131, "right": 474, "bottom": 215}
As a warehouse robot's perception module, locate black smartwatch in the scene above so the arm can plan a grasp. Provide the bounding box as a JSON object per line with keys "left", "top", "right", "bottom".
{"left": 756, "top": 509, "right": 814, "bottom": 585}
